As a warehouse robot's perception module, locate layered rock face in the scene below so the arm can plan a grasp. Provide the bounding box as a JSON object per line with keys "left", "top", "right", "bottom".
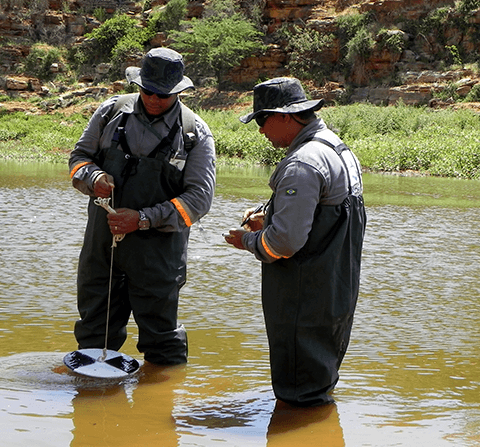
{"left": 228, "top": 0, "right": 480, "bottom": 104}
{"left": 1, "top": 0, "right": 480, "bottom": 106}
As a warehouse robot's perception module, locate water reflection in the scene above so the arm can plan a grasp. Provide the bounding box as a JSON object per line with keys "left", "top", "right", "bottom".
{"left": 267, "top": 402, "right": 344, "bottom": 446}
{"left": 1, "top": 163, "right": 480, "bottom": 446}
{"left": 70, "top": 364, "right": 186, "bottom": 446}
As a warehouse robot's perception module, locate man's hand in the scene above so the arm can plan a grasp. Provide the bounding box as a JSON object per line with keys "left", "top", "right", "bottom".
{"left": 224, "top": 229, "right": 248, "bottom": 250}
{"left": 94, "top": 173, "right": 115, "bottom": 198}
{"left": 241, "top": 207, "right": 265, "bottom": 232}
{"left": 107, "top": 208, "right": 141, "bottom": 235}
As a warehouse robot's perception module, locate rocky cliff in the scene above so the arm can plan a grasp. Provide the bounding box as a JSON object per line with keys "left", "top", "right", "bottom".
{"left": 1, "top": 0, "right": 480, "bottom": 109}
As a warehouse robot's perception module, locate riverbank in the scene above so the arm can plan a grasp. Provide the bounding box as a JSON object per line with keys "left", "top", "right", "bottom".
{"left": 1, "top": 93, "right": 479, "bottom": 179}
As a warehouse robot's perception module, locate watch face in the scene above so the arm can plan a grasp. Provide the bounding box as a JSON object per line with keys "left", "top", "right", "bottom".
{"left": 138, "top": 211, "right": 150, "bottom": 229}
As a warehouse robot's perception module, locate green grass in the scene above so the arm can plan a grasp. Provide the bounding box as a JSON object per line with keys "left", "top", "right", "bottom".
{"left": 1, "top": 103, "right": 479, "bottom": 179}
{"left": 321, "top": 103, "right": 480, "bottom": 179}
{"left": 199, "top": 109, "right": 284, "bottom": 166}
{"left": 0, "top": 111, "right": 89, "bottom": 163}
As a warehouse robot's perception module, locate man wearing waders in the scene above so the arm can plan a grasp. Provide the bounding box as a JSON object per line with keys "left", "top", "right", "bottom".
{"left": 69, "top": 48, "right": 216, "bottom": 365}
{"left": 225, "top": 78, "right": 366, "bottom": 406}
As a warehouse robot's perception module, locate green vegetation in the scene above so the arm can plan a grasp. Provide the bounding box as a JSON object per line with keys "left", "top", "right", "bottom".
{"left": 170, "top": 0, "right": 264, "bottom": 89}
{"left": 54, "top": 0, "right": 263, "bottom": 89}
{"left": 70, "top": 14, "right": 150, "bottom": 80}
{"left": 336, "top": 11, "right": 376, "bottom": 79}
{"left": 200, "top": 109, "right": 283, "bottom": 165}
{"left": 23, "top": 44, "right": 64, "bottom": 81}
{"left": 277, "top": 25, "right": 335, "bottom": 84}
{"left": 5, "top": 0, "right": 480, "bottom": 96}
{"left": 0, "top": 112, "right": 89, "bottom": 163}
{"left": 321, "top": 103, "right": 480, "bottom": 179}
{"left": 1, "top": 103, "right": 479, "bottom": 180}
{"left": 147, "top": 0, "right": 188, "bottom": 32}
{"left": 405, "top": 0, "right": 480, "bottom": 66}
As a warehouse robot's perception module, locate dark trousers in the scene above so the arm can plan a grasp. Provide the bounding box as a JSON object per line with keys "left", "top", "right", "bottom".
{"left": 74, "top": 206, "right": 188, "bottom": 365}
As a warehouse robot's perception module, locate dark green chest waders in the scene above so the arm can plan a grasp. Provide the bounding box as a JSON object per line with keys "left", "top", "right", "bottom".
{"left": 262, "top": 138, "right": 367, "bottom": 406}
{"left": 75, "top": 107, "right": 196, "bottom": 365}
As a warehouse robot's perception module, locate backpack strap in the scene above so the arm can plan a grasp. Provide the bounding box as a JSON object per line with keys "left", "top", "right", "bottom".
{"left": 180, "top": 102, "right": 197, "bottom": 152}
{"left": 107, "top": 93, "right": 138, "bottom": 121}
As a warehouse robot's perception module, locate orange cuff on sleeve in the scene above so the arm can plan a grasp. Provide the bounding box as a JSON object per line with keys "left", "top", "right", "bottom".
{"left": 70, "top": 161, "right": 93, "bottom": 178}
{"left": 171, "top": 198, "right": 193, "bottom": 227}
{"left": 261, "top": 232, "right": 283, "bottom": 260}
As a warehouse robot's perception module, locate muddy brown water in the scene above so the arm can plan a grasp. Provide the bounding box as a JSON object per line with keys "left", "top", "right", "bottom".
{"left": 1, "top": 162, "right": 479, "bottom": 446}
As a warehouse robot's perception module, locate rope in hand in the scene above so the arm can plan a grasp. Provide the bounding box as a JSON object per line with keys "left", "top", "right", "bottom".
{"left": 93, "top": 197, "right": 125, "bottom": 247}
{"left": 93, "top": 191, "right": 124, "bottom": 362}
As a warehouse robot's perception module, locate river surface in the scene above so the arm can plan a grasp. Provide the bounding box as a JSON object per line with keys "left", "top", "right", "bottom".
{"left": 0, "top": 162, "right": 479, "bottom": 446}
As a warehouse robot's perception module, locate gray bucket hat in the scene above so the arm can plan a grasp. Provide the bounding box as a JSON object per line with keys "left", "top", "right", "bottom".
{"left": 240, "top": 77, "right": 324, "bottom": 124}
{"left": 125, "top": 48, "right": 194, "bottom": 95}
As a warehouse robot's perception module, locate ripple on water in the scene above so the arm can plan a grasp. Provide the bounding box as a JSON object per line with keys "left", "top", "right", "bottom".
{"left": 0, "top": 352, "right": 140, "bottom": 393}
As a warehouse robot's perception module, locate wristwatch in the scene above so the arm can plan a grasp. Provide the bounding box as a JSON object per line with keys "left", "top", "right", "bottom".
{"left": 138, "top": 210, "right": 150, "bottom": 230}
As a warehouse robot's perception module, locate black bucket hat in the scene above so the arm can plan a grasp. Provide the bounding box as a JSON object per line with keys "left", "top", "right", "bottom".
{"left": 125, "top": 48, "right": 194, "bottom": 95}
{"left": 240, "top": 77, "right": 324, "bottom": 124}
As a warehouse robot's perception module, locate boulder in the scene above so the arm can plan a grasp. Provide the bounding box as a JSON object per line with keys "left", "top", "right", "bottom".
{"left": 6, "top": 77, "right": 29, "bottom": 90}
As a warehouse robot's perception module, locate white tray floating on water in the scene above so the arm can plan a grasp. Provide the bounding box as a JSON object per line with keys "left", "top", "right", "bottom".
{"left": 63, "top": 348, "right": 140, "bottom": 379}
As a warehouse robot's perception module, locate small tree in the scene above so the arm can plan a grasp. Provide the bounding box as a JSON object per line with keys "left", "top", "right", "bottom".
{"left": 170, "top": 0, "right": 264, "bottom": 90}
{"left": 337, "top": 12, "right": 376, "bottom": 85}
{"left": 147, "top": 0, "right": 188, "bottom": 33}
{"left": 24, "top": 45, "right": 63, "bottom": 81}
{"left": 84, "top": 14, "right": 140, "bottom": 63}
{"left": 281, "top": 25, "right": 335, "bottom": 84}
{"left": 69, "top": 14, "right": 153, "bottom": 80}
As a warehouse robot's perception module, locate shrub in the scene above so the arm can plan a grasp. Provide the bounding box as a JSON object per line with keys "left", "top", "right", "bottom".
{"left": 24, "top": 45, "right": 63, "bottom": 80}
{"left": 446, "top": 45, "right": 462, "bottom": 66}
{"left": 82, "top": 15, "right": 141, "bottom": 64}
{"left": 377, "top": 29, "right": 406, "bottom": 54}
{"left": 283, "top": 26, "right": 335, "bottom": 84}
{"left": 170, "top": 0, "right": 264, "bottom": 89}
{"left": 148, "top": 0, "right": 188, "bottom": 32}
{"left": 345, "top": 27, "right": 375, "bottom": 66}
{"left": 337, "top": 12, "right": 372, "bottom": 42}
{"left": 93, "top": 7, "right": 107, "bottom": 23}
{"left": 336, "top": 12, "right": 375, "bottom": 81}
{"left": 433, "top": 82, "right": 459, "bottom": 101}
{"left": 464, "top": 84, "right": 480, "bottom": 101}
{"left": 68, "top": 14, "right": 155, "bottom": 79}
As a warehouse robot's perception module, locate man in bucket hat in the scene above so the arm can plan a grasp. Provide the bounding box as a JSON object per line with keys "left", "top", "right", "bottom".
{"left": 69, "top": 48, "right": 216, "bottom": 366}
{"left": 225, "top": 77, "right": 367, "bottom": 406}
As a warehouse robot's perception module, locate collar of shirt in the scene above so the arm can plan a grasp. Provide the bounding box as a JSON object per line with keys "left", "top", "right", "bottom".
{"left": 287, "top": 118, "right": 327, "bottom": 154}
{"left": 132, "top": 97, "right": 181, "bottom": 130}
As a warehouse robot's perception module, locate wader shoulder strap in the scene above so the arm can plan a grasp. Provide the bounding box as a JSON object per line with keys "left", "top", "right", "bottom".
{"left": 147, "top": 122, "right": 180, "bottom": 158}
{"left": 111, "top": 111, "right": 131, "bottom": 153}
{"left": 303, "top": 136, "right": 362, "bottom": 196}
{"left": 110, "top": 111, "right": 180, "bottom": 159}
{"left": 304, "top": 136, "right": 349, "bottom": 156}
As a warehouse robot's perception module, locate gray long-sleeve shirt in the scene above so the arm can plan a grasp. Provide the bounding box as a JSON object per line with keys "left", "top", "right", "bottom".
{"left": 69, "top": 94, "right": 216, "bottom": 232}
{"left": 242, "top": 118, "right": 361, "bottom": 263}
